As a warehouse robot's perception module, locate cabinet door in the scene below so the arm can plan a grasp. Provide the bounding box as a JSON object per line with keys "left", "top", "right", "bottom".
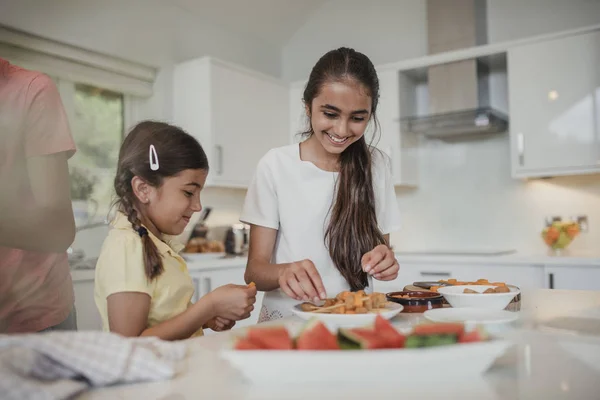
{"left": 211, "top": 62, "right": 289, "bottom": 187}
{"left": 73, "top": 277, "right": 103, "bottom": 331}
{"left": 508, "top": 30, "right": 600, "bottom": 177}
{"left": 189, "top": 267, "right": 264, "bottom": 333}
{"left": 545, "top": 266, "right": 600, "bottom": 290}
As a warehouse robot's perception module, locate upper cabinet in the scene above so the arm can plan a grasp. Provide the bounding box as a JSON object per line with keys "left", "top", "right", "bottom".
{"left": 508, "top": 30, "right": 600, "bottom": 178}
{"left": 174, "top": 57, "right": 289, "bottom": 188}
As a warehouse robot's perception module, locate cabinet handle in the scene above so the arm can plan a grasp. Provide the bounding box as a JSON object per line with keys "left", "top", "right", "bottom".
{"left": 517, "top": 133, "right": 525, "bottom": 166}
{"left": 215, "top": 145, "right": 223, "bottom": 175}
{"left": 420, "top": 271, "right": 451, "bottom": 277}
{"left": 548, "top": 273, "right": 554, "bottom": 289}
{"left": 204, "top": 277, "right": 212, "bottom": 293}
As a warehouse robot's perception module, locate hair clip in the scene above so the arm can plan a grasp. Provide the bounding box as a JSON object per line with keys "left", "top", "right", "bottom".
{"left": 137, "top": 227, "right": 148, "bottom": 237}
{"left": 149, "top": 144, "right": 159, "bottom": 171}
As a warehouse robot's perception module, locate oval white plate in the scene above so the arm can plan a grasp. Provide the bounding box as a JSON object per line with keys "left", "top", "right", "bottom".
{"left": 424, "top": 307, "right": 519, "bottom": 324}
{"left": 291, "top": 302, "right": 403, "bottom": 327}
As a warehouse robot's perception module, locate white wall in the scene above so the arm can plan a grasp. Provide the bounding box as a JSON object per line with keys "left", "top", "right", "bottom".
{"left": 282, "top": 0, "right": 427, "bottom": 82}
{"left": 392, "top": 135, "right": 600, "bottom": 255}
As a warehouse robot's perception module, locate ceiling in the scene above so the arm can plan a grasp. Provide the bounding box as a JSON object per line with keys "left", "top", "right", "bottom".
{"left": 164, "top": 0, "right": 327, "bottom": 47}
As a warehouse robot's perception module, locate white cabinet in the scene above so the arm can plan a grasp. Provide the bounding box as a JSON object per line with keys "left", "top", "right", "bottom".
{"left": 545, "top": 266, "right": 600, "bottom": 291}
{"left": 508, "top": 30, "right": 600, "bottom": 178}
{"left": 189, "top": 266, "right": 264, "bottom": 333}
{"left": 174, "top": 57, "right": 289, "bottom": 188}
{"left": 373, "top": 260, "right": 545, "bottom": 293}
{"left": 72, "top": 272, "right": 103, "bottom": 331}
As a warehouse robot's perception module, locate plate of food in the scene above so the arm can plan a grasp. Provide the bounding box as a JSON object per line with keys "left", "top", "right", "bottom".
{"left": 291, "top": 290, "right": 403, "bottom": 327}
{"left": 437, "top": 285, "right": 520, "bottom": 310}
{"left": 221, "top": 316, "right": 511, "bottom": 384}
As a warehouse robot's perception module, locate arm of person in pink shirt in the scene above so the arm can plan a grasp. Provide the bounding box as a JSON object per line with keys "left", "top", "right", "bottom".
{"left": 0, "top": 74, "right": 76, "bottom": 252}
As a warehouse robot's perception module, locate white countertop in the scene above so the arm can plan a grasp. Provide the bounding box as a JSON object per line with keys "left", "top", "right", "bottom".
{"left": 393, "top": 250, "right": 600, "bottom": 267}
{"left": 79, "top": 289, "right": 600, "bottom": 400}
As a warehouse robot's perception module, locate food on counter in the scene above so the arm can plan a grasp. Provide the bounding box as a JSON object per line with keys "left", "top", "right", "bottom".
{"left": 184, "top": 237, "right": 225, "bottom": 253}
{"left": 542, "top": 220, "right": 581, "bottom": 250}
{"left": 299, "top": 290, "right": 389, "bottom": 314}
{"left": 463, "top": 286, "right": 510, "bottom": 294}
{"left": 430, "top": 279, "right": 509, "bottom": 292}
{"left": 233, "top": 316, "right": 488, "bottom": 351}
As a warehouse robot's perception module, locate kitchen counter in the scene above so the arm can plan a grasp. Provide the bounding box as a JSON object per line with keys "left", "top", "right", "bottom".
{"left": 79, "top": 289, "right": 600, "bottom": 400}
{"left": 394, "top": 251, "right": 600, "bottom": 267}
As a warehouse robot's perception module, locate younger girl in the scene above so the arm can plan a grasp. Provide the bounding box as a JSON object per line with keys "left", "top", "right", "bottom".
{"left": 95, "top": 121, "right": 256, "bottom": 339}
{"left": 242, "top": 47, "right": 402, "bottom": 321}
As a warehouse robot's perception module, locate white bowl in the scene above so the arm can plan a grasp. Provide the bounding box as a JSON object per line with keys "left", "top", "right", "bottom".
{"left": 437, "top": 285, "right": 520, "bottom": 310}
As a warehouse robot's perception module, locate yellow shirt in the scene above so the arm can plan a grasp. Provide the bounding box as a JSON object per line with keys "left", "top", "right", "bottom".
{"left": 94, "top": 212, "right": 203, "bottom": 337}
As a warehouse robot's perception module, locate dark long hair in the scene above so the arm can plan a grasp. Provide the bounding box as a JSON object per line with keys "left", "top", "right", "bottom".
{"left": 302, "top": 47, "right": 386, "bottom": 291}
{"left": 113, "top": 121, "right": 208, "bottom": 280}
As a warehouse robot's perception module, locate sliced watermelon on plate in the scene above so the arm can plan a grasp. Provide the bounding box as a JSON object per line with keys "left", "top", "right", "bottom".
{"left": 296, "top": 319, "right": 339, "bottom": 350}
{"left": 246, "top": 326, "right": 293, "bottom": 350}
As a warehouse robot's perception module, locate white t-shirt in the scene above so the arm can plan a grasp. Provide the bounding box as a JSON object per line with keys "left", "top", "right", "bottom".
{"left": 240, "top": 143, "right": 401, "bottom": 322}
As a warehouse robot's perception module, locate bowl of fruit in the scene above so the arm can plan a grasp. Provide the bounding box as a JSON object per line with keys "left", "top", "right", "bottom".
{"left": 541, "top": 220, "right": 581, "bottom": 254}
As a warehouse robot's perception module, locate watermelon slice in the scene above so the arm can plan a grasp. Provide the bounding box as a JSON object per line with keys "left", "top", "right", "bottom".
{"left": 233, "top": 337, "right": 263, "bottom": 350}
{"left": 412, "top": 322, "right": 465, "bottom": 337}
{"left": 374, "top": 315, "right": 406, "bottom": 348}
{"left": 246, "top": 326, "right": 293, "bottom": 350}
{"left": 296, "top": 319, "right": 339, "bottom": 350}
{"left": 458, "top": 327, "right": 487, "bottom": 343}
{"left": 338, "top": 327, "right": 389, "bottom": 350}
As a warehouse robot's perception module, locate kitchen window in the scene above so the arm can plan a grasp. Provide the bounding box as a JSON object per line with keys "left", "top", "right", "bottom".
{"left": 59, "top": 81, "right": 125, "bottom": 226}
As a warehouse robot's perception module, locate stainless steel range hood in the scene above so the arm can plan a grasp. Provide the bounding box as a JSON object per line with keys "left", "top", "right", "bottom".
{"left": 401, "top": 0, "right": 508, "bottom": 140}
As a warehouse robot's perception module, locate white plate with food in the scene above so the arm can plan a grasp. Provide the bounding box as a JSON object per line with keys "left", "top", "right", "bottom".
{"left": 424, "top": 307, "right": 519, "bottom": 324}
{"left": 290, "top": 291, "right": 403, "bottom": 327}
{"left": 437, "top": 285, "right": 520, "bottom": 310}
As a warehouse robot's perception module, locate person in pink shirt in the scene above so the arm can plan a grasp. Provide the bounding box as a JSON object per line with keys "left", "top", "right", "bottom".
{"left": 0, "top": 57, "right": 78, "bottom": 333}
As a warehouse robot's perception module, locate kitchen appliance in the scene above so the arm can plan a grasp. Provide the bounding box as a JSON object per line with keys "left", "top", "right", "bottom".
{"left": 225, "top": 223, "right": 249, "bottom": 255}
{"left": 400, "top": 0, "right": 508, "bottom": 139}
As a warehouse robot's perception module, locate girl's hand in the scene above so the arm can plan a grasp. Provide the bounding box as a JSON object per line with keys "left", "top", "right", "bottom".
{"left": 209, "top": 284, "right": 257, "bottom": 321}
{"left": 278, "top": 259, "right": 327, "bottom": 303}
{"left": 204, "top": 316, "right": 236, "bottom": 332}
{"left": 361, "top": 244, "right": 399, "bottom": 281}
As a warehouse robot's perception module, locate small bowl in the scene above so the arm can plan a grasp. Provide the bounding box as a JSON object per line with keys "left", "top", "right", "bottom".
{"left": 437, "top": 285, "right": 520, "bottom": 310}
{"left": 386, "top": 291, "right": 444, "bottom": 313}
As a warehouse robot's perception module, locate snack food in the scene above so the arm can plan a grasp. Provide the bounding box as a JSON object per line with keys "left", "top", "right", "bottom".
{"left": 299, "top": 291, "right": 389, "bottom": 314}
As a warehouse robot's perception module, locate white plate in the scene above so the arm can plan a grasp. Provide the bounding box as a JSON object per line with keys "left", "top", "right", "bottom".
{"left": 290, "top": 302, "right": 403, "bottom": 328}
{"left": 221, "top": 339, "right": 511, "bottom": 384}
{"left": 424, "top": 307, "right": 519, "bottom": 324}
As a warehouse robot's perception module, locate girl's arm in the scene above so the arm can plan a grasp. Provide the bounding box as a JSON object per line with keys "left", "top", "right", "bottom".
{"left": 244, "top": 225, "right": 327, "bottom": 302}
{"left": 107, "top": 284, "right": 256, "bottom": 340}
{"left": 107, "top": 292, "right": 215, "bottom": 340}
